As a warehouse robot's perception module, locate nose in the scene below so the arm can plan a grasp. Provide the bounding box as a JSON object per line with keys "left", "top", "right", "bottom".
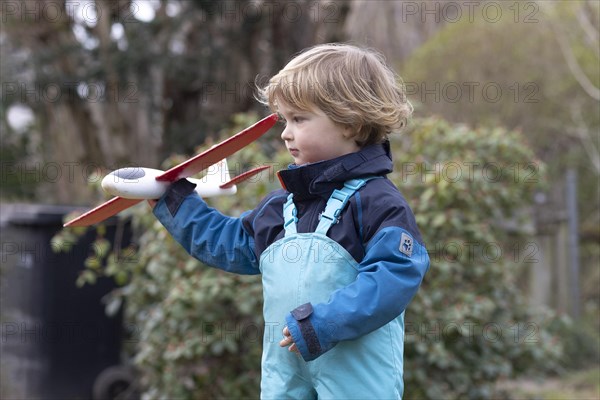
{"left": 281, "top": 124, "right": 293, "bottom": 142}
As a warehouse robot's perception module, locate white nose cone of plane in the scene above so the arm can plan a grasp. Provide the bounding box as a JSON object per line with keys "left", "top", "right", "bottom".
{"left": 101, "top": 167, "right": 170, "bottom": 199}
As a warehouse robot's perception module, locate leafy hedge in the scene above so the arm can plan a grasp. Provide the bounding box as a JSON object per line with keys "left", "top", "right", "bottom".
{"left": 54, "top": 114, "right": 561, "bottom": 399}
{"left": 397, "top": 118, "right": 561, "bottom": 399}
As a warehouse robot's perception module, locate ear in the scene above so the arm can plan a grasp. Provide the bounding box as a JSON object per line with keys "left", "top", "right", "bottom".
{"left": 342, "top": 125, "right": 359, "bottom": 142}
{"left": 341, "top": 124, "right": 355, "bottom": 138}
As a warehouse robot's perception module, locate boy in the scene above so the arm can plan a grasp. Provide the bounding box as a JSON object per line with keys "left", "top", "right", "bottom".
{"left": 152, "top": 43, "right": 429, "bottom": 399}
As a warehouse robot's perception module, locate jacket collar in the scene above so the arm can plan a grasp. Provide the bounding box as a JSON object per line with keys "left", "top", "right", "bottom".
{"left": 277, "top": 141, "right": 393, "bottom": 200}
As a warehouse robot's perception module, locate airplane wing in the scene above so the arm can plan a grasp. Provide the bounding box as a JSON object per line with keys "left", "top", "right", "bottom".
{"left": 63, "top": 197, "right": 142, "bottom": 227}
{"left": 156, "top": 113, "right": 278, "bottom": 182}
{"left": 63, "top": 114, "right": 278, "bottom": 228}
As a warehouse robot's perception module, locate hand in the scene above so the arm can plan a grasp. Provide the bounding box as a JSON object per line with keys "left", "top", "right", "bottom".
{"left": 279, "top": 326, "right": 299, "bottom": 354}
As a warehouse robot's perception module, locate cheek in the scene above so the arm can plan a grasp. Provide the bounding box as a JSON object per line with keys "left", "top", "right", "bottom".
{"left": 296, "top": 131, "right": 321, "bottom": 148}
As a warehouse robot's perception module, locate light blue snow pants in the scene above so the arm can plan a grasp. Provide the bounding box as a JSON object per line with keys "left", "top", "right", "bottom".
{"left": 259, "top": 179, "right": 405, "bottom": 399}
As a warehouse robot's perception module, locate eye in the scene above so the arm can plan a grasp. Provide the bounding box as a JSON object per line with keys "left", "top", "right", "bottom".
{"left": 293, "top": 116, "right": 305, "bottom": 123}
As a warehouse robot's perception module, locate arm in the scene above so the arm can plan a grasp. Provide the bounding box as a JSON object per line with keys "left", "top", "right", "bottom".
{"left": 283, "top": 226, "right": 430, "bottom": 361}
{"left": 152, "top": 179, "right": 259, "bottom": 275}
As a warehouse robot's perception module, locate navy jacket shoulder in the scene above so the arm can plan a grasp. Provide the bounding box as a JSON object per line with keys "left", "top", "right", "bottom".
{"left": 242, "top": 141, "right": 424, "bottom": 263}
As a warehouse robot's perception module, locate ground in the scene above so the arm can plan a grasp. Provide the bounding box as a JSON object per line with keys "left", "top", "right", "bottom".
{"left": 497, "top": 367, "right": 600, "bottom": 400}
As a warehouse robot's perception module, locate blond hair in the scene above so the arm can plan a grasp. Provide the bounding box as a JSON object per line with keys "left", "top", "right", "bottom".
{"left": 256, "top": 43, "right": 412, "bottom": 147}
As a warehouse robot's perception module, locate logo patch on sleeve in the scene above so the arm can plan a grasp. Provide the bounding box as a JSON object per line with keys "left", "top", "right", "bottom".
{"left": 400, "top": 232, "right": 413, "bottom": 257}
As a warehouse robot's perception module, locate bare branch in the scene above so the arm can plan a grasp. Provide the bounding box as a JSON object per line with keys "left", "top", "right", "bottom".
{"left": 568, "top": 104, "right": 600, "bottom": 175}
{"left": 540, "top": 1, "right": 600, "bottom": 100}
{"left": 576, "top": 4, "right": 599, "bottom": 57}
{"left": 551, "top": 22, "right": 600, "bottom": 101}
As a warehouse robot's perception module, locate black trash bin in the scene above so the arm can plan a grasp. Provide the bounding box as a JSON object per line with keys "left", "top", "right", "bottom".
{"left": 1, "top": 203, "right": 132, "bottom": 399}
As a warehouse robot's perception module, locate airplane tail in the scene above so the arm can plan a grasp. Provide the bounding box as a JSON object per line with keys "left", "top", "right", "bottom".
{"left": 189, "top": 159, "right": 237, "bottom": 197}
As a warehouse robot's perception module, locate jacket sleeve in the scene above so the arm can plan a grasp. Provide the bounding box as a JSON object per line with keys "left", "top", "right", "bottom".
{"left": 285, "top": 225, "right": 429, "bottom": 361}
{"left": 152, "top": 180, "right": 259, "bottom": 275}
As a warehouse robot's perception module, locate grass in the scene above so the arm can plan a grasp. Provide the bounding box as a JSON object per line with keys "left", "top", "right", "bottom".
{"left": 498, "top": 367, "right": 600, "bottom": 400}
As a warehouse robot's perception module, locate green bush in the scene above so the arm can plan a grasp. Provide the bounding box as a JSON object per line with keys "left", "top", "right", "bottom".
{"left": 54, "top": 114, "right": 562, "bottom": 399}
{"left": 397, "top": 118, "right": 561, "bottom": 399}
{"left": 547, "top": 312, "right": 600, "bottom": 371}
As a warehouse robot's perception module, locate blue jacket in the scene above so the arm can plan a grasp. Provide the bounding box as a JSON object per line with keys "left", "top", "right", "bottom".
{"left": 153, "top": 142, "right": 430, "bottom": 361}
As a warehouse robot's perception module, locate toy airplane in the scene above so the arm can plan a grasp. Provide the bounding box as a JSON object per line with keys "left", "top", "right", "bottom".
{"left": 64, "top": 114, "right": 278, "bottom": 227}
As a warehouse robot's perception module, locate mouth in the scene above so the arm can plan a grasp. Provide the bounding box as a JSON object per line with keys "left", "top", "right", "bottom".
{"left": 288, "top": 148, "right": 299, "bottom": 157}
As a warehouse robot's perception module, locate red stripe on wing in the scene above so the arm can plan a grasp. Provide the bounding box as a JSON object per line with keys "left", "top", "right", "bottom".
{"left": 155, "top": 113, "right": 278, "bottom": 182}
{"left": 63, "top": 197, "right": 143, "bottom": 227}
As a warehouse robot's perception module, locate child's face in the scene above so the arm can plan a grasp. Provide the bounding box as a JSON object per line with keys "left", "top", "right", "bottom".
{"left": 278, "top": 101, "right": 360, "bottom": 165}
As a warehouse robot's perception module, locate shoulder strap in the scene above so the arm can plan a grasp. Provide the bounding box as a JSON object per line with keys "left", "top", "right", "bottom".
{"left": 315, "top": 177, "right": 379, "bottom": 235}
{"left": 282, "top": 176, "right": 381, "bottom": 237}
{"left": 282, "top": 193, "right": 298, "bottom": 236}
